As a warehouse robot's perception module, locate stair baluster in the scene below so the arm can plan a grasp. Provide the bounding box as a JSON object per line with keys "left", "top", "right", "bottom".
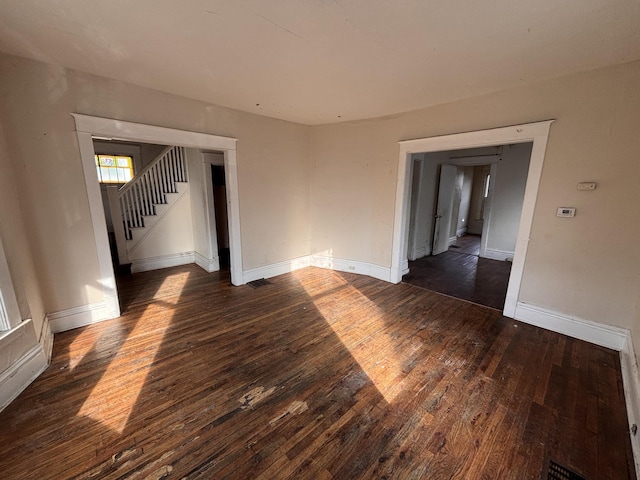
{"left": 109, "top": 146, "right": 188, "bottom": 264}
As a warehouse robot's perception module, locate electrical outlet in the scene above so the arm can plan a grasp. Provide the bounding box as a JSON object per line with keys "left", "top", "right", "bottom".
{"left": 577, "top": 182, "right": 596, "bottom": 191}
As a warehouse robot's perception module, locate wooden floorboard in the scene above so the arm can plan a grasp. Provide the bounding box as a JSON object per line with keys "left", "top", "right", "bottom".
{"left": 0, "top": 265, "right": 634, "bottom": 479}
{"left": 403, "top": 247, "right": 511, "bottom": 310}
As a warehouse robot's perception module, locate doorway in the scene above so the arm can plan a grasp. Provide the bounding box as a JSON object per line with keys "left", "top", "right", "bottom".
{"left": 403, "top": 143, "right": 531, "bottom": 310}
{"left": 211, "top": 164, "right": 230, "bottom": 270}
{"left": 92, "top": 139, "right": 169, "bottom": 275}
{"left": 390, "top": 121, "right": 554, "bottom": 318}
{"left": 73, "top": 114, "right": 242, "bottom": 325}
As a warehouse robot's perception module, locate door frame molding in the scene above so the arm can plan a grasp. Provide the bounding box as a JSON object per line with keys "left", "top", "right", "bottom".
{"left": 72, "top": 114, "right": 242, "bottom": 322}
{"left": 391, "top": 120, "right": 554, "bottom": 317}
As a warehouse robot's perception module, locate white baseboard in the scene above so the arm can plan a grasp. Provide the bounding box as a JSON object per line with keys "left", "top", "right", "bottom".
{"left": 0, "top": 343, "right": 48, "bottom": 412}
{"left": 448, "top": 236, "right": 457, "bottom": 246}
{"left": 311, "top": 255, "right": 392, "bottom": 283}
{"left": 514, "top": 302, "right": 628, "bottom": 351}
{"left": 242, "top": 255, "right": 393, "bottom": 285}
{"left": 481, "top": 248, "right": 514, "bottom": 261}
{"left": 243, "top": 256, "right": 311, "bottom": 284}
{"left": 130, "top": 251, "right": 195, "bottom": 274}
{"left": 194, "top": 251, "right": 219, "bottom": 273}
{"left": 390, "top": 259, "right": 409, "bottom": 283}
{"left": 48, "top": 301, "right": 113, "bottom": 333}
{"left": 456, "top": 227, "right": 468, "bottom": 237}
{"left": 40, "top": 315, "right": 54, "bottom": 362}
{"left": 408, "top": 245, "right": 427, "bottom": 262}
{"left": 620, "top": 333, "right": 640, "bottom": 475}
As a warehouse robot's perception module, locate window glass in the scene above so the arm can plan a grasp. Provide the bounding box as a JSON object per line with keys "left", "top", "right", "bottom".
{"left": 95, "top": 154, "right": 134, "bottom": 183}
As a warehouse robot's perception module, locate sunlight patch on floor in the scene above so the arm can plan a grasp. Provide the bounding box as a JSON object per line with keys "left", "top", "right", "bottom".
{"left": 151, "top": 271, "right": 191, "bottom": 304}
{"left": 68, "top": 328, "right": 102, "bottom": 371}
{"left": 298, "top": 271, "right": 403, "bottom": 403}
{"left": 78, "top": 304, "right": 174, "bottom": 433}
{"left": 78, "top": 272, "right": 189, "bottom": 433}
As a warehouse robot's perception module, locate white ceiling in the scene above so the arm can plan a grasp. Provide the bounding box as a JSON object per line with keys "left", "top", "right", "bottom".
{"left": 0, "top": 1, "right": 639, "bottom": 125}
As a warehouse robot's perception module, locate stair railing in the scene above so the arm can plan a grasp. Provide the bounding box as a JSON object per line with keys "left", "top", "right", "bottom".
{"left": 107, "top": 146, "right": 188, "bottom": 265}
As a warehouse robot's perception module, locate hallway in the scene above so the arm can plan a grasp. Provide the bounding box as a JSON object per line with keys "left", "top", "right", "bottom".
{"left": 403, "top": 235, "right": 511, "bottom": 310}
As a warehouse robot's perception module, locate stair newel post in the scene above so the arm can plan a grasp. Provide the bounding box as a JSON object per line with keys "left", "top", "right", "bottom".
{"left": 106, "top": 186, "right": 130, "bottom": 266}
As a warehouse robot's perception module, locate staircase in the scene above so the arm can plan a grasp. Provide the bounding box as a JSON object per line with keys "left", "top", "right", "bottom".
{"left": 107, "top": 146, "right": 188, "bottom": 266}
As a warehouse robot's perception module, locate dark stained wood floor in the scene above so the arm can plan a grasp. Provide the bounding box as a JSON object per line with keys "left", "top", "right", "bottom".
{"left": 403, "top": 236, "right": 511, "bottom": 310}
{"left": 450, "top": 234, "right": 481, "bottom": 256}
{"left": 0, "top": 265, "right": 634, "bottom": 479}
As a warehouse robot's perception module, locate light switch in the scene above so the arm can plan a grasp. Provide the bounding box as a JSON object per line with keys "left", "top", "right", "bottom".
{"left": 557, "top": 207, "right": 576, "bottom": 217}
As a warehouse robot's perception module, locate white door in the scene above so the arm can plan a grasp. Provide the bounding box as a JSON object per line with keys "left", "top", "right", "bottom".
{"left": 432, "top": 164, "right": 457, "bottom": 255}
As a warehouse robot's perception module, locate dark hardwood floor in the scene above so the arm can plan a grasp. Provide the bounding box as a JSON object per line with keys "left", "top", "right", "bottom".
{"left": 404, "top": 236, "right": 511, "bottom": 310}
{"left": 450, "top": 234, "right": 481, "bottom": 256}
{"left": 0, "top": 265, "right": 634, "bottom": 479}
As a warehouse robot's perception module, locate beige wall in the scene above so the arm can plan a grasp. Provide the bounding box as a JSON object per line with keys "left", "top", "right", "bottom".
{"left": 0, "top": 122, "right": 45, "bottom": 334}
{"left": 127, "top": 191, "right": 195, "bottom": 264}
{"left": 310, "top": 60, "right": 640, "bottom": 342}
{"left": 0, "top": 53, "right": 311, "bottom": 315}
{"left": 485, "top": 143, "right": 532, "bottom": 255}
{"left": 1, "top": 51, "right": 639, "bottom": 367}
{"left": 0, "top": 120, "right": 47, "bottom": 385}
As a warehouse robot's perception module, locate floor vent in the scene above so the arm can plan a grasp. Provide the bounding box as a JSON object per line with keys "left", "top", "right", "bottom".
{"left": 247, "top": 278, "right": 272, "bottom": 288}
{"left": 547, "top": 460, "right": 586, "bottom": 480}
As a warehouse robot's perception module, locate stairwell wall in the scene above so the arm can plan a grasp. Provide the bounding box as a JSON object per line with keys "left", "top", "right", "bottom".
{"left": 127, "top": 189, "right": 195, "bottom": 273}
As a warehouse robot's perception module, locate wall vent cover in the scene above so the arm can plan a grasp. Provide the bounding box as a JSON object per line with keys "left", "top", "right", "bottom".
{"left": 547, "top": 460, "right": 586, "bottom": 480}
{"left": 247, "top": 278, "right": 272, "bottom": 288}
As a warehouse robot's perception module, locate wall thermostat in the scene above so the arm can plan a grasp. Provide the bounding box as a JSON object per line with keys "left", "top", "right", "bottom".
{"left": 556, "top": 207, "right": 576, "bottom": 218}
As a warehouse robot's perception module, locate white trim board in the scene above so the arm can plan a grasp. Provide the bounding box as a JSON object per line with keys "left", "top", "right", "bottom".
{"left": 241, "top": 255, "right": 393, "bottom": 285}
{"left": 194, "top": 251, "right": 219, "bottom": 273}
{"left": 482, "top": 248, "right": 514, "bottom": 261}
{"left": 620, "top": 333, "right": 640, "bottom": 475}
{"left": 243, "top": 256, "right": 311, "bottom": 284}
{"left": 311, "top": 256, "right": 392, "bottom": 282}
{"left": 0, "top": 343, "right": 48, "bottom": 412}
{"left": 130, "top": 252, "right": 195, "bottom": 274}
{"left": 72, "top": 114, "right": 237, "bottom": 151}
{"left": 513, "top": 302, "right": 628, "bottom": 351}
{"left": 391, "top": 120, "right": 554, "bottom": 319}
{"left": 48, "top": 302, "right": 112, "bottom": 333}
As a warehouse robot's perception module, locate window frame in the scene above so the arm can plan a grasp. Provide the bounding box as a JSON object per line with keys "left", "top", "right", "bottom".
{"left": 94, "top": 154, "right": 135, "bottom": 184}
{"left": 0, "top": 234, "right": 22, "bottom": 332}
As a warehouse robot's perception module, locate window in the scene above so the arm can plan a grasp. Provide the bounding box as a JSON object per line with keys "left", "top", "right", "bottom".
{"left": 0, "top": 235, "right": 21, "bottom": 331}
{"left": 95, "top": 154, "right": 134, "bottom": 184}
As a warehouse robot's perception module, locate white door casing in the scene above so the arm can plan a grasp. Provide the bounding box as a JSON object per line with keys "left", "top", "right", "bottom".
{"left": 72, "top": 114, "right": 243, "bottom": 324}
{"left": 391, "top": 120, "right": 554, "bottom": 318}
